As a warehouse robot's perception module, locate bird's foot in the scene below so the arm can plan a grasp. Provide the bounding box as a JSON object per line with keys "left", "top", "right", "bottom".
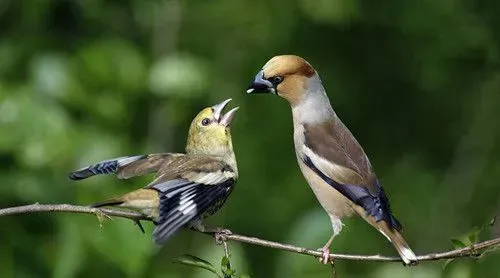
{"left": 317, "top": 234, "right": 335, "bottom": 264}
{"left": 199, "top": 227, "right": 233, "bottom": 244}
{"left": 205, "top": 227, "right": 233, "bottom": 244}
{"left": 317, "top": 247, "right": 333, "bottom": 264}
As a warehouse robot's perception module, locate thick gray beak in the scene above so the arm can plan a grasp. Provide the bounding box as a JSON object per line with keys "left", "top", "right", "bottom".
{"left": 212, "top": 98, "right": 239, "bottom": 127}
{"left": 246, "top": 70, "right": 275, "bottom": 94}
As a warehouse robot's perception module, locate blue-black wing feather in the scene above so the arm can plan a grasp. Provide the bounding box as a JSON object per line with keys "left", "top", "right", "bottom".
{"left": 151, "top": 178, "right": 234, "bottom": 245}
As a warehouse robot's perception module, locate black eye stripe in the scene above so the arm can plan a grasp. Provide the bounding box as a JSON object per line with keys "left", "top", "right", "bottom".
{"left": 268, "top": 76, "right": 284, "bottom": 86}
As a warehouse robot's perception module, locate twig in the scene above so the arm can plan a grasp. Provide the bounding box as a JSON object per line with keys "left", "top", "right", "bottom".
{"left": 1, "top": 203, "right": 499, "bottom": 263}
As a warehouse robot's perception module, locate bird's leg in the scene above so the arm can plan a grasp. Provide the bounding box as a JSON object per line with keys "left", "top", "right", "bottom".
{"left": 318, "top": 234, "right": 335, "bottom": 264}
{"left": 317, "top": 217, "right": 343, "bottom": 264}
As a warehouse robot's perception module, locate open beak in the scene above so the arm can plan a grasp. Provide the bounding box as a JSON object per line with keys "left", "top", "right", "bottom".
{"left": 212, "top": 98, "right": 239, "bottom": 127}
{"left": 246, "top": 70, "right": 275, "bottom": 94}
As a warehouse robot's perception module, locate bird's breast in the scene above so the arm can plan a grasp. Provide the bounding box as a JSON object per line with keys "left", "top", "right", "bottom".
{"left": 293, "top": 122, "right": 354, "bottom": 218}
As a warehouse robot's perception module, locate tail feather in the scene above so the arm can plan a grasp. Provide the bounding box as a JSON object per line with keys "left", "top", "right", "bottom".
{"left": 378, "top": 222, "right": 418, "bottom": 266}
{"left": 351, "top": 203, "right": 417, "bottom": 265}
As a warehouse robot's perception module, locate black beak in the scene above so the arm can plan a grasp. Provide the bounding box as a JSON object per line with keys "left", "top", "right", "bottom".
{"left": 246, "top": 70, "right": 275, "bottom": 94}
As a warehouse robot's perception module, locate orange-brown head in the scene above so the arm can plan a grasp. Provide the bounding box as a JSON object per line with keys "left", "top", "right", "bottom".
{"left": 247, "top": 55, "right": 317, "bottom": 106}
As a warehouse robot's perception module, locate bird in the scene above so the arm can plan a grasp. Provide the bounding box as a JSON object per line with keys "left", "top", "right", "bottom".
{"left": 246, "top": 55, "right": 418, "bottom": 265}
{"left": 68, "top": 98, "right": 239, "bottom": 245}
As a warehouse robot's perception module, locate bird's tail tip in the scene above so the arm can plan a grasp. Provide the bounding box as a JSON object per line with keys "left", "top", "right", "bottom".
{"left": 376, "top": 221, "right": 418, "bottom": 266}
{"left": 388, "top": 229, "right": 418, "bottom": 266}
{"left": 398, "top": 245, "right": 418, "bottom": 266}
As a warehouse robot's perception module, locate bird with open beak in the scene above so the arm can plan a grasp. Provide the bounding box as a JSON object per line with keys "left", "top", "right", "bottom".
{"left": 69, "top": 99, "right": 239, "bottom": 245}
{"left": 247, "top": 55, "right": 418, "bottom": 265}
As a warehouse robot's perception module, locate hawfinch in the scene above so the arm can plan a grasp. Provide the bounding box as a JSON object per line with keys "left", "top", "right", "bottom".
{"left": 247, "top": 55, "right": 417, "bottom": 265}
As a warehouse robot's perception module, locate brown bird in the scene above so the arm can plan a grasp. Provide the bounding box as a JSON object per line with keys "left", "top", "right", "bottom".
{"left": 247, "top": 55, "right": 418, "bottom": 265}
{"left": 69, "top": 99, "right": 239, "bottom": 245}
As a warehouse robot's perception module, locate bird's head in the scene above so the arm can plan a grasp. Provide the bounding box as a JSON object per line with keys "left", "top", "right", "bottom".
{"left": 246, "top": 55, "right": 318, "bottom": 106}
{"left": 186, "top": 98, "right": 239, "bottom": 157}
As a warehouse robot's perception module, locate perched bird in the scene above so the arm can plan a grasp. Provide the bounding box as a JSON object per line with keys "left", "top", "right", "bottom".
{"left": 247, "top": 55, "right": 418, "bottom": 265}
{"left": 69, "top": 99, "right": 239, "bottom": 245}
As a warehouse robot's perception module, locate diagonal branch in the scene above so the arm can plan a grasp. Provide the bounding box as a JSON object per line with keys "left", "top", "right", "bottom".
{"left": 1, "top": 203, "right": 498, "bottom": 263}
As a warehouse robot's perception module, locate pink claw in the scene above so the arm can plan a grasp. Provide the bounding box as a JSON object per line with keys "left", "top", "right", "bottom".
{"left": 317, "top": 234, "right": 335, "bottom": 264}
{"left": 319, "top": 247, "right": 331, "bottom": 264}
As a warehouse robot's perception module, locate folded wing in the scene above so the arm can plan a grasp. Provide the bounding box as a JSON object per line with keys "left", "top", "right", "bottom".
{"left": 302, "top": 121, "right": 402, "bottom": 231}
{"left": 148, "top": 156, "right": 237, "bottom": 245}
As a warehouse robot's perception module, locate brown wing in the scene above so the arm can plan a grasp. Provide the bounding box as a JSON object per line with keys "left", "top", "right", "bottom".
{"left": 69, "top": 153, "right": 182, "bottom": 180}
{"left": 147, "top": 155, "right": 235, "bottom": 188}
{"left": 303, "top": 120, "right": 377, "bottom": 190}
{"left": 301, "top": 119, "right": 402, "bottom": 230}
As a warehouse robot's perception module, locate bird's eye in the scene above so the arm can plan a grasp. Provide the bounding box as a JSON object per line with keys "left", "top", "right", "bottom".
{"left": 201, "top": 118, "right": 211, "bottom": 126}
{"left": 270, "top": 76, "right": 284, "bottom": 85}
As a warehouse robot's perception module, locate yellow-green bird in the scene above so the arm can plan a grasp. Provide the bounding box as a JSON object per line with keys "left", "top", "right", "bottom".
{"left": 69, "top": 99, "right": 239, "bottom": 245}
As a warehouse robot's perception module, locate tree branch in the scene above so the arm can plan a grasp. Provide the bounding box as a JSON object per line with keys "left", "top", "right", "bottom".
{"left": 1, "top": 203, "right": 498, "bottom": 263}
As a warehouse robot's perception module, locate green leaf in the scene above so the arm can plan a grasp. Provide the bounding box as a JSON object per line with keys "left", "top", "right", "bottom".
{"left": 174, "top": 254, "right": 222, "bottom": 278}
{"left": 450, "top": 217, "right": 497, "bottom": 252}
{"left": 465, "top": 228, "right": 481, "bottom": 245}
{"left": 221, "top": 255, "right": 230, "bottom": 268}
{"left": 221, "top": 255, "right": 235, "bottom": 278}
{"left": 451, "top": 238, "right": 469, "bottom": 249}
{"left": 449, "top": 217, "right": 500, "bottom": 261}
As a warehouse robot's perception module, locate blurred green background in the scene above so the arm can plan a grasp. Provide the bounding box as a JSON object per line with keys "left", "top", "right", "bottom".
{"left": 1, "top": 0, "right": 499, "bottom": 277}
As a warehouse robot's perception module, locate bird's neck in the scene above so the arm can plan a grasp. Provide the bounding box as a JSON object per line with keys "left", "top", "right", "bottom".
{"left": 291, "top": 81, "right": 336, "bottom": 126}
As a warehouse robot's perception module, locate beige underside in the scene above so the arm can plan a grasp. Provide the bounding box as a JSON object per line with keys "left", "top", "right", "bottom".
{"left": 298, "top": 160, "right": 355, "bottom": 220}
{"left": 121, "top": 189, "right": 160, "bottom": 219}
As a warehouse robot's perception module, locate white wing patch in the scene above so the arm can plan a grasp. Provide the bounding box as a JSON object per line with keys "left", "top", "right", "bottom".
{"left": 178, "top": 200, "right": 197, "bottom": 215}
{"left": 184, "top": 170, "right": 235, "bottom": 185}
{"left": 116, "top": 155, "right": 145, "bottom": 167}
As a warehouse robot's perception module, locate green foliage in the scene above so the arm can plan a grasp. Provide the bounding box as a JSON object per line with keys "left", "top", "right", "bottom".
{"left": 221, "top": 255, "right": 234, "bottom": 278}
{"left": 175, "top": 254, "right": 222, "bottom": 278}
{"left": 1, "top": 0, "right": 500, "bottom": 277}
{"left": 444, "top": 217, "right": 498, "bottom": 270}
{"left": 174, "top": 254, "right": 249, "bottom": 278}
